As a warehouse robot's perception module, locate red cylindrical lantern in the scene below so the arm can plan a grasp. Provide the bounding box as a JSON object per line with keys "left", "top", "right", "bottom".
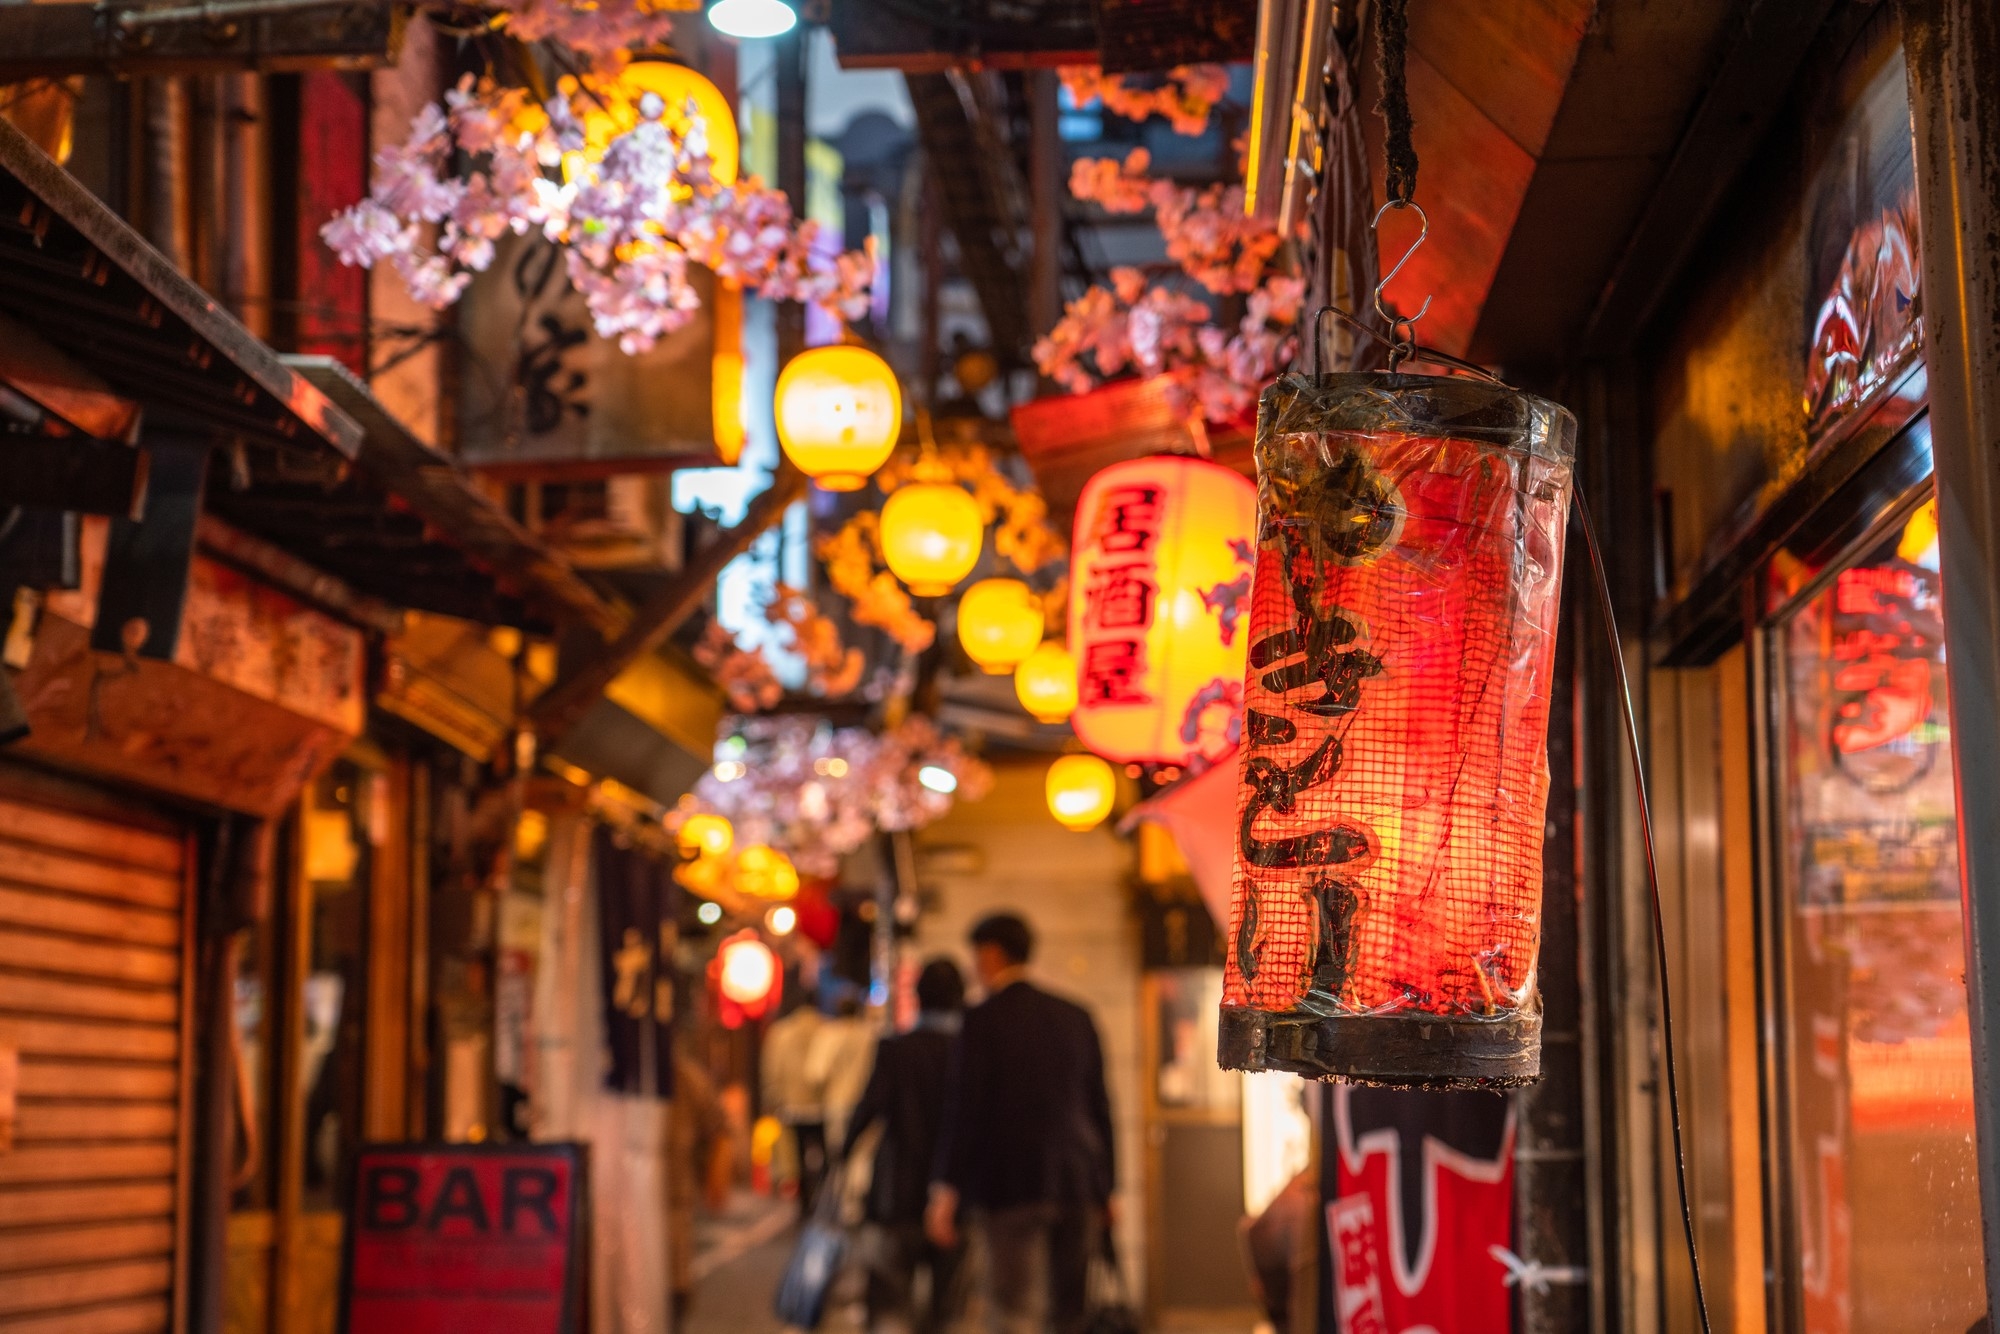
{"left": 1068, "top": 455, "right": 1258, "bottom": 767}
{"left": 1219, "top": 373, "right": 1575, "bottom": 1088}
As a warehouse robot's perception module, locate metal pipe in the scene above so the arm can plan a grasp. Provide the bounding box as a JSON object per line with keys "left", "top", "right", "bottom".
{"left": 1027, "top": 70, "right": 1060, "bottom": 343}
{"left": 1902, "top": 0, "right": 2000, "bottom": 1307}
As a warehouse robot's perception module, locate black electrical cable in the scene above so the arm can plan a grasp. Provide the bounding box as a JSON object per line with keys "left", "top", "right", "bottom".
{"left": 1574, "top": 490, "right": 1716, "bottom": 1334}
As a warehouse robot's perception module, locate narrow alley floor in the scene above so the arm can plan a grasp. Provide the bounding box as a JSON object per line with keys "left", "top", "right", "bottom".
{"left": 684, "top": 1190, "right": 864, "bottom": 1334}
{"left": 683, "top": 1190, "right": 1266, "bottom": 1334}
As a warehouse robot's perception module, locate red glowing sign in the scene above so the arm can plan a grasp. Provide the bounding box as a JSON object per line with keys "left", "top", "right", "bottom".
{"left": 343, "top": 1144, "right": 585, "bottom": 1334}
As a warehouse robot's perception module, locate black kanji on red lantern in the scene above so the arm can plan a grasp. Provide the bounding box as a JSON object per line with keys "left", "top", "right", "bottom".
{"left": 1080, "top": 638, "right": 1150, "bottom": 706}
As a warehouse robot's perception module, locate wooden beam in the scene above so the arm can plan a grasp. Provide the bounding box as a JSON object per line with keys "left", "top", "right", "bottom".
{"left": 1580, "top": 0, "right": 1842, "bottom": 353}
{"left": 195, "top": 514, "right": 406, "bottom": 638}
{"left": 90, "top": 438, "right": 205, "bottom": 660}
{"left": 0, "top": 0, "right": 400, "bottom": 80}
{"left": 285, "top": 356, "right": 624, "bottom": 639}
{"left": 528, "top": 466, "right": 807, "bottom": 742}
{"left": 0, "top": 434, "right": 147, "bottom": 517}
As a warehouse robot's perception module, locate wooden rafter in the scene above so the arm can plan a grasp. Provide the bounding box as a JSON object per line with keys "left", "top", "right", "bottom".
{"left": 528, "top": 465, "right": 809, "bottom": 742}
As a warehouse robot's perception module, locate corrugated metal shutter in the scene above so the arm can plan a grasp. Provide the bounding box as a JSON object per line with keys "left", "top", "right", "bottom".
{"left": 0, "top": 779, "right": 190, "bottom": 1334}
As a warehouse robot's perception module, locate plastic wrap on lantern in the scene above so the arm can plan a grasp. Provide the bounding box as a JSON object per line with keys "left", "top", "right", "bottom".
{"left": 1218, "top": 373, "right": 1575, "bottom": 1089}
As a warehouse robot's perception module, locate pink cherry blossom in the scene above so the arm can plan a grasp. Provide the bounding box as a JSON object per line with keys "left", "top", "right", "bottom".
{"left": 322, "top": 27, "right": 876, "bottom": 356}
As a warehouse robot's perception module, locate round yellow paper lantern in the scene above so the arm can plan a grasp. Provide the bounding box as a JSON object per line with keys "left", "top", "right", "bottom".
{"left": 1046, "top": 753, "right": 1116, "bottom": 832}
{"left": 677, "top": 812, "right": 734, "bottom": 859}
{"left": 580, "top": 60, "right": 740, "bottom": 184}
{"left": 1014, "top": 641, "right": 1079, "bottom": 723}
{"left": 881, "top": 480, "right": 983, "bottom": 596}
{"left": 957, "top": 578, "right": 1043, "bottom": 674}
{"left": 775, "top": 346, "right": 903, "bottom": 491}
{"left": 734, "top": 844, "right": 800, "bottom": 900}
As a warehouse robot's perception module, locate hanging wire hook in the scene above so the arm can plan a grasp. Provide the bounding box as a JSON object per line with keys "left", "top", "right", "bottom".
{"left": 1370, "top": 199, "right": 1432, "bottom": 369}
{"left": 1310, "top": 304, "right": 1509, "bottom": 387}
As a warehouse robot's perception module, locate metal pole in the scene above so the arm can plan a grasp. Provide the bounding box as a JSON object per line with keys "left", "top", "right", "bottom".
{"left": 775, "top": 25, "right": 807, "bottom": 368}
{"left": 1027, "top": 70, "right": 1061, "bottom": 344}
{"left": 1901, "top": 0, "right": 2000, "bottom": 1305}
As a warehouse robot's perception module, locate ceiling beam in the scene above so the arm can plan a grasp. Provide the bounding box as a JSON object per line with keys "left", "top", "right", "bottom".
{"left": 0, "top": 0, "right": 400, "bottom": 80}
{"left": 1579, "top": 0, "right": 1843, "bottom": 354}
{"left": 528, "top": 466, "right": 808, "bottom": 742}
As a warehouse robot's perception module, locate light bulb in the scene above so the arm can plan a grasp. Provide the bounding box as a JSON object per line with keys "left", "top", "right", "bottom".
{"left": 707, "top": 0, "right": 797, "bottom": 39}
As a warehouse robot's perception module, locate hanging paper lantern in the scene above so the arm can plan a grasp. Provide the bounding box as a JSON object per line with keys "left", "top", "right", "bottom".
{"left": 1218, "top": 373, "right": 1575, "bottom": 1089}
{"left": 775, "top": 345, "right": 903, "bottom": 490}
{"left": 957, "top": 578, "right": 1044, "bottom": 674}
{"left": 1014, "top": 641, "right": 1079, "bottom": 723}
{"left": 734, "top": 844, "right": 801, "bottom": 900}
{"left": 1068, "top": 455, "right": 1258, "bottom": 766}
{"left": 565, "top": 61, "right": 742, "bottom": 187}
{"left": 881, "top": 479, "right": 984, "bottom": 596}
{"left": 612, "top": 63, "right": 740, "bottom": 185}
{"left": 1046, "top": 753, "right": 1117, "bottom": 832}
{"left": 718, "top": 931, "right": 779, "bottom": 1005}
{"left": 677, "top": 812, "right": 734, "bottom": 859}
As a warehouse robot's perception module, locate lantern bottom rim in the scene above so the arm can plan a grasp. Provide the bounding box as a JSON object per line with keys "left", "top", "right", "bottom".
{"left": 810, "top": 473, "right": 868, "bottom": 492}
{"left": 1216, "top": 1002, "right": 1541, "bottom": 1091}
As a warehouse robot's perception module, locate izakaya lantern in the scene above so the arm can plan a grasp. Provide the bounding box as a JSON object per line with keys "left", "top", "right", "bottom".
{"left": 775, "top": 345, "right": 903, "bottom": 490}
{"left": 1014, "top": 641, "right": 1079, "bottom": 723}
{"left": 1046, "top": 753, "right": 1117, "bottom": 832}
{"left": 1068, "top": 456, "right": 1258, "bottom": 767}
{"left": 677, "top": 812, "right": 734, "bottom": 859}
{"left": 1219, "top": 373, "right": 1575, "bottom": 1088}
{"left": 881, "top": 478, "right": 984, "bottom": 595}
{"left": 717, "top": 931, "right": 779, "bottom": 1006}
{"left": 957, "top": 578, "right": 1044, "bottom": 674}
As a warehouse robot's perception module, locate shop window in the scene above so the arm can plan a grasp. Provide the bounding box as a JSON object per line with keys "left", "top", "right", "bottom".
{"left": 1771, "top": 497, "right": 1986, "bottom": 1331}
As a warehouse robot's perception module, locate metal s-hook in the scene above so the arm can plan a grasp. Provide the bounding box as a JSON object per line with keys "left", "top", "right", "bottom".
{"left": 1370, "top": 199, "right": 1431, "bottom": 369}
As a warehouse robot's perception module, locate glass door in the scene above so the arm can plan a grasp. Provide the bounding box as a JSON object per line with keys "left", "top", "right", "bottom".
{"left": 1768, "top": 493, "right": 1987, "bottom": 1333}
{"left": 226, "top": 758, "right": 377, "bottom": 1334}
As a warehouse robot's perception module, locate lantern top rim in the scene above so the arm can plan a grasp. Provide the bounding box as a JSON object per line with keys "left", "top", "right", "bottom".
{"left": 1259, "top": 371, "right": 1576, "bottom": 466}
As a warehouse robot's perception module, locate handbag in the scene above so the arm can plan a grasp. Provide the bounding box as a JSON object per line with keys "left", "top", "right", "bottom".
{"left": 1084, "top": 1225, "right": 1141, "bottom": 1334}
{"left": 773, "top": 1166, "right": 849, "bottom": 1329}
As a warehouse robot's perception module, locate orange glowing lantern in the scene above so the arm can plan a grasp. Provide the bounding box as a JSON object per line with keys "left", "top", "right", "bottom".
{"left": 1046, "top": 753, "right": 1117, "bottom": 831}
{"left": 677, "top": 811, "right": 734, "bottom": 859}
{"left": 1218, "top": 373, "right": 1576, "bottom": 1089}
{"left": 881, "top": 478, "right": 984, "bottom": 596}
{"left": 718, "top": 930, "right": 779, "bottom": 1005}
{"left": 575, "top": 60, "right": 740, "bottom": 184}
{"left": 1067, "top": 456, "right": 1257, "bottom": 767}
{"left": 775, "top": 345, "right": 903, "bottom": 490}
{"left": 1014, "top": 641, "right": 1078, "bottom": 723}
{"left": 957, "top": 578, "right": 1043, "bottom": 674}
{"left": 734, "top": 844, "right": 800, "bottom": 900}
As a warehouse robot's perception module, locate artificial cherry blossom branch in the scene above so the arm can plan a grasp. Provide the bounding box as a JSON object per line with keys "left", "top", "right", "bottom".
{"left": 323, "top": 25, "right": 874, "bottom": 354}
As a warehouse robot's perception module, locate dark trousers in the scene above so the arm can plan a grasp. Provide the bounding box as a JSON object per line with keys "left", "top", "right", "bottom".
{"left": 864, "top": 1221, "right": 963, "bottom": 1334}
{"left": 794, "top": 1120, "right": 828, "bottom": 1216}
{"left": 979, "top": 1203, "right": 1096, "bottom": 1334}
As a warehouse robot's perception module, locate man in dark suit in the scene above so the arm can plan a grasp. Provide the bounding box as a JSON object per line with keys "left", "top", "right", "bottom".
{"left": 843, "top": 958, "right": 966, "bottom": 1333}
{"left": 927, "top": 913, "right": 1115, "bottom": 1334}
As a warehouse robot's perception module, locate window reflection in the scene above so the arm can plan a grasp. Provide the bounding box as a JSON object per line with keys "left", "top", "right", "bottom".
{"left": 1778, "top": 499, "right": 1985, "bottom": 1332}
